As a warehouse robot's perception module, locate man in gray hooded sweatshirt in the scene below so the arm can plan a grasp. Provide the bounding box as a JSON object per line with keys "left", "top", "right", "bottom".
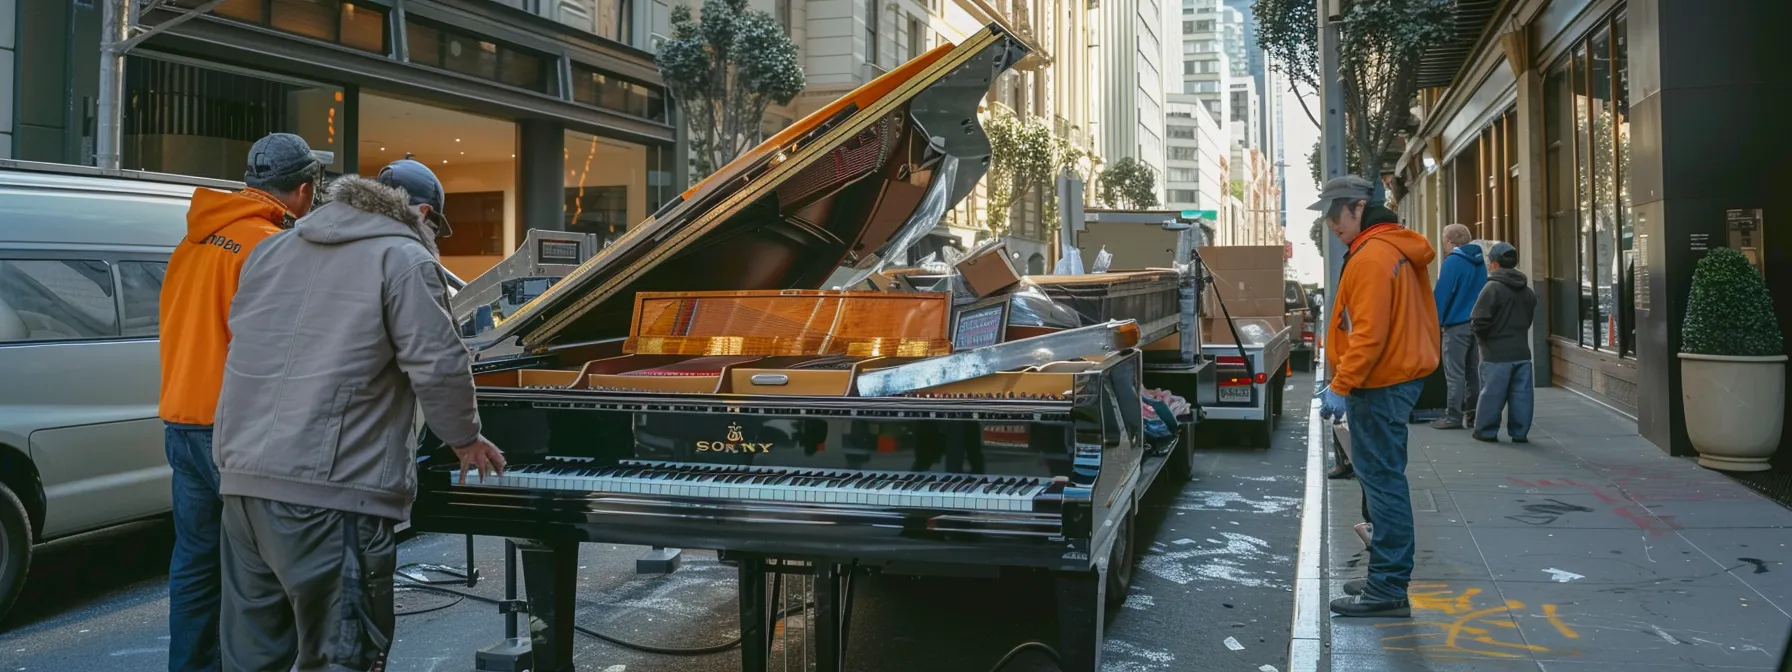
{"left": 213, "top": 160, "right": 505, "bottom": 671}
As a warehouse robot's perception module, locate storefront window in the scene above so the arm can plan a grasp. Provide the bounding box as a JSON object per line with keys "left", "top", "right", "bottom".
{"left": 564, "top": 131, "right": 671, "bottom": 247}
{"left": 570, "top": 64, "right": 668, "bottom": 122}
{"left": 406, "top": 19, "right": 549, "bottom": 93}
{"left": 1544, "top": 12, "right": 1630, "bottom": 356}
{"left": 174, "top": 0, "right": 388, "bottom": 55}
{"left": 121, "top": 57, "right": 345, "bottom": 180}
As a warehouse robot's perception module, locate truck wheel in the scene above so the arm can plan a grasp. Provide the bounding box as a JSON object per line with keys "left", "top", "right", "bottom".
{"left": 1104, "top": 509, "right": 1136, "bottom": 613}
{"left": 1256, "top": 383, "right": 1277, "bottom": 448}
{"left": 0, "top": 482, "right": 32, "bottom": 626}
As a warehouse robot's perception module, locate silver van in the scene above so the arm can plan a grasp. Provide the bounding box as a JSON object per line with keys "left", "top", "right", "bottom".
{"left": 0, "top": 160, "right": 240, "bottom": 621}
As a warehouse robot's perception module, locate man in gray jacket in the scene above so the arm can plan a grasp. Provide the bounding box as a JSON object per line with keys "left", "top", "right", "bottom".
{"left": 213, "top": 160, "right": 505, "bottom": 671}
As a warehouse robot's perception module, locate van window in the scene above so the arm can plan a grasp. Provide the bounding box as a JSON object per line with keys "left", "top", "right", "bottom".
{"left": 0, "top": 259, "right": 119, "bottom": 342}
{"left": 119, "top": 261, "right": 168, "bottom": 337}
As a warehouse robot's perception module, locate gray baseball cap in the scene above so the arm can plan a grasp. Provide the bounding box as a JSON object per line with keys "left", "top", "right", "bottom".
{"left": 1306, "top": 175, "right": 1374, "bottom": 211}
{"left": 244, "top": 133, "right": 332, "bottom": 189}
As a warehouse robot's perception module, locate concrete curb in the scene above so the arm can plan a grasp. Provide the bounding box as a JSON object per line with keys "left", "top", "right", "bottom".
{"left": 1287, "top": 356, "right": 1326, "bottom": 671}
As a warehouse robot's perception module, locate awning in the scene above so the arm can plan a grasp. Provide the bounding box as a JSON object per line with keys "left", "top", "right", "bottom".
{"left": 1414, "top": 0, "right": 1504, "bottom": 89}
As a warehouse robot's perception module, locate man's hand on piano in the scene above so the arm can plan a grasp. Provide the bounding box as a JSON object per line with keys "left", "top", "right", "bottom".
{"left": 451, "top": 435, "right": 507, "bottom": 485}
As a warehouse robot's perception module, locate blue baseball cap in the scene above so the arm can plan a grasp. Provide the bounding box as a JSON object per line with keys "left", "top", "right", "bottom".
{"left": 376, "top": 159, "right": 452, "bottom": 237}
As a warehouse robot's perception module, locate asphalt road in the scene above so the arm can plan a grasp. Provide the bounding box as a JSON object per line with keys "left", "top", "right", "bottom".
{"left": 0, "top": 373, "right": 1312, "bottom": 672}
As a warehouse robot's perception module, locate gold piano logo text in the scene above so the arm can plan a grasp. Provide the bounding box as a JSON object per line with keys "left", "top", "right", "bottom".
{"left": 699, "top": 423, "right": 772, "bottom": 453}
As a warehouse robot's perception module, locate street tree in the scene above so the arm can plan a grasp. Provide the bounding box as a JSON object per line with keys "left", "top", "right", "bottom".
{"left": 655, "top": 0, "right": 805, "bottom": 179}
{"left": 1257, "top": 0, "right": 1455, "bottom": 194}
{"left": 985, "top": 109, "right": 1092, "bottom": 235}
{"left": 1098, "top": 157, "right": 1160, "bottom": 210}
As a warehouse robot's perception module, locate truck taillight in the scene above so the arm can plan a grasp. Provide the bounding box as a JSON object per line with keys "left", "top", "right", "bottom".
{"left": 1255, "top": 372, "right": 1268, "bottom": 384}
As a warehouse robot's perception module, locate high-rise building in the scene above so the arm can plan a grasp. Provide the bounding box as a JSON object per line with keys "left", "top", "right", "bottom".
{"left": 1103, "top": 0, "right": 1168, "bottom": 199}
{"left": 1229, "top": 80, "right": 1260, "bottom": 150}
{"left": 1172, "top": 0, "right": 1230, "bottom": 127}
{"left": 1163, "top": 96, "right": 1225, "bottom": 217}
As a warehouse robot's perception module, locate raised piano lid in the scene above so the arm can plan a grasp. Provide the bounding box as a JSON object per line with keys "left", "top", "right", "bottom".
{"left": 465, "top": 25, "right": 1031, "bottom": 354}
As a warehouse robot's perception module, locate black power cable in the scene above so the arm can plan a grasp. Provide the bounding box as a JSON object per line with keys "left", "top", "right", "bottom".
{"left": 986, "top": 641, "right": 1062, "bottom": 672}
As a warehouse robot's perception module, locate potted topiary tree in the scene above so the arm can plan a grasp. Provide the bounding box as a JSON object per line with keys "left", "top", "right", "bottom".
{"left": 1679, "top": 247, "right": 1786, "bottom": 471}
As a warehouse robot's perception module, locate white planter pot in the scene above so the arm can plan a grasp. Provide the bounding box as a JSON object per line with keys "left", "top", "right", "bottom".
{"left": 1679, "top": 353, "right": 1788, "bottom": 472}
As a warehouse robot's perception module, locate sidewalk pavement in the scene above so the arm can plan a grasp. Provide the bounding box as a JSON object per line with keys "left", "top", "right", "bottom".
{"left": 1324, "top": 386, "right": 1792, "bottom": 671}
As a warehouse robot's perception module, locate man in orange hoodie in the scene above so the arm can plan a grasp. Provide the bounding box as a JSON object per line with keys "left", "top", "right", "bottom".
{"left": 1310, "top": 175, "right": 1440, "bottom": 618}
{"left": 159, "top": 133, "right": 328, "bottom": 672}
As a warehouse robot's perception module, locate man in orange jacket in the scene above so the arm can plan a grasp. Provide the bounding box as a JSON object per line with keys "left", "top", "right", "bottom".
{"left": 1310, "top": 175, "right": 1440, "bottom": 618}
{"left": 158, "top": 133, "right": 328, "bottom": 672}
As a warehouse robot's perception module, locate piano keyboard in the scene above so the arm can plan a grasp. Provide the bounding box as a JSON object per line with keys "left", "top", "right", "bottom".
{"left": 445, "top": 458, "right": 1057, "bottom": 512}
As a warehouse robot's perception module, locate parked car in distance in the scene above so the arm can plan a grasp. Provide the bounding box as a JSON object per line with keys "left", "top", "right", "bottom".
{"left": 1285, "top": 279, "right": 1316, "bottom": 371}
{"left": 0, "top": 160, "right": 240, "bottom": 624}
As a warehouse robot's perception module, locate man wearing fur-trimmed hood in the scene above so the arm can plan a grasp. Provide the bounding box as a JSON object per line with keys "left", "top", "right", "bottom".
{"left": 213, "top": 160, "right": 505, "bottom": 671}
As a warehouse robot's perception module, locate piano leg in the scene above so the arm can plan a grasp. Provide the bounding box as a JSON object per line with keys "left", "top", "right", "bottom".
{"left": 812, "top": 563, "right": 848, "bottom": 672}
{"left": 517, "top": 540, "right": 579, "bottom": 672}
{"left": 1054, "top": 569, "right": 1107, "bottom": 672}
{"left": 737, "top": 558, "right": 772, "bottom": 672}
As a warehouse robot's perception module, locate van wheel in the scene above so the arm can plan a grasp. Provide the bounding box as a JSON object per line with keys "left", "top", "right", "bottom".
{"left": 0, "top": 482, "right": 31, "bottom": 625}
{"left": 1104, "top": 509, "right": 1136, "bottom": 614}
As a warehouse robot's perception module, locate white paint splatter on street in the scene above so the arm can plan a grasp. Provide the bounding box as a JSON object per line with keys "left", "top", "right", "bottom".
{"left": 1172, "top": 490, "right": 1301, "bottom": 515}
{"left": 1102, "top": 639, "right": 1176, "bottom": 672}
{"left": 1122, "top": 593, "right": 1156, "bottom": 611}
{"left": 1137, "top": 532, "right": 1291, "bottom": 589}
{"left": 1542, "top": 568, "right": 1584, "bottom": 583}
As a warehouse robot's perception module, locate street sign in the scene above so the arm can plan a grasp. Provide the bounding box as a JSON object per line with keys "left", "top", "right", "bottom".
{"left": 1180, "top": 209, "right": 1218, "bottom": 222}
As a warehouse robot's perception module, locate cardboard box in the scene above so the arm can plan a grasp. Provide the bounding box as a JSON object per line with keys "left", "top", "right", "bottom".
{"left": 1200, "top": 316, "right": 1287, "bottom": 346}
{"left": 955, "top": 241, "right": 1022, "bottom": 297}
{"left": 1198, "top": 246, "right": 1286, "bottom": 318}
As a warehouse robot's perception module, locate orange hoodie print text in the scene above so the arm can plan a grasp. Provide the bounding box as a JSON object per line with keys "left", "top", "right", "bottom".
{"left": 157, "top": 188, "right": 290, "bottom": 426}
{"left": 1323, "top": 223, "right": 1441, "bottom": 396}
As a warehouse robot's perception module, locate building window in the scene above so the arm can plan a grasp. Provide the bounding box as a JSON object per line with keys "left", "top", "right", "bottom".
{"left": 551, "top": 0, "right": 633, "bottom": 44}
{"left": 1168, "top": 167, "right": 1197, "bottom": 182}
{"left": 908, "top": 16, "right": 925, "bottom": 62}
{"left": 1167, "top": 189, "right": 1199, "bottom": 203}
{"left": 0, "top": 260, "right": 117, "bottom": 342}
{"left": 1183, "top": 21, "right": 1195, "bottom": 34}
{"left": 571, "top": 63, "right": 668, "bottom": 122}
{"left": 866, "top": 0, "right": 880, "bottom": 66}
{"left": 1168, "top": 147, "right": 1198, "bottom": 161}
{"left": 778, "top": 0, "right": 793, "bottom": 34}
{"left": 1543, "top": 12, "right": 1630, "bottom": 356}
{"left": 1194, "top": 19, "right": 1213, "bottom": 31}
{"left": 176, "top": 0, "right": 389, "bottom": 54}
{"left": 407, "top": 19, "right": 550, "bottom": 93}
{"left": 122, "top": 57, "right": 347, "bottom": 179}
{"left": 1166, "top": 126, "right": 1196, "bottom": 140}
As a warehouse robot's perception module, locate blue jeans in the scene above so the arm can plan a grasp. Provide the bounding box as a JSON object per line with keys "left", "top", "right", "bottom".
{"left": 1346, "top": 379, "right": 1423, "bottom": 602}
{"left": 1475, "top": 360, "right": 1534, "bottom": 440}
{"left": 165, "top": 423, "right": 222, "bottom": 672}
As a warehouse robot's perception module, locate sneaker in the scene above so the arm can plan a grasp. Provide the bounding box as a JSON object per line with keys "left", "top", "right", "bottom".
{"left": 1342, "top": 577, "right": 1368, "bottom": 596}
{"left": 1511, "top": 437, "right": 1529, "bottom": 444}
{"left": 1330, "top": 594, "right": 1411, "bottom": 618}
{"left": 1326, "top": 462, "right": 1355, "bottom": 479}
{"left": 1472, "top": 433, "right": 1498, "bottom": 443}
{"left": 1429, "top": 417, "right": 1464, "bottom": 429}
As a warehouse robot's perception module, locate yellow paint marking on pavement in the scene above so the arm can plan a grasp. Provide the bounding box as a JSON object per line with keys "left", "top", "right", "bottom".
{"left": 1543, "top": 603, "right": 1580, "bottom": 639}
{"left": 1376, "top": 584, "right": 1555, "bottom": 659}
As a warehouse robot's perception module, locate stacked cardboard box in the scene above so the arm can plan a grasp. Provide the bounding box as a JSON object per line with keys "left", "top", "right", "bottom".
{"left": 1198, "top": 245, "right": 1288, "bottom": 345}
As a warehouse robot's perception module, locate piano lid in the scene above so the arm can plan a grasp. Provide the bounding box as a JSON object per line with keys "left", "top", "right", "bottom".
{"left": 465, "top": 25, "right": 1030, "bottom": 353}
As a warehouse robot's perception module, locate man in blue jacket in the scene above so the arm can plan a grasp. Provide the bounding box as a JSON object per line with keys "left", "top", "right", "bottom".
{"left": 1431, "top": 224, "right": 1486, "bottom": 429}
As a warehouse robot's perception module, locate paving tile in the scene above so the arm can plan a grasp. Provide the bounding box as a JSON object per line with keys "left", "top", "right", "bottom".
{"left": 1674, "top": 528, "right": 1792, "bottom": 612}
{"left": 1451, "top": 492, "right": 1657, "bottom": 530}
{"left": 1332, "top": 579, "right": 1551, "bottom": 664}
{"left": 1497, "top": 580, "right": 1790, "bottom": 669}
{"left": 1634, "top": 496, "right": 1792, "bottom": 530}
{"left": 1331, "top": 651, "right": 1544, "bottom": 671}
{"left": 1469, "top": 526, "right": 1740, "bottom": 586}
{"left": 1325, "top": 523, "right": 1492, "bottom": 582}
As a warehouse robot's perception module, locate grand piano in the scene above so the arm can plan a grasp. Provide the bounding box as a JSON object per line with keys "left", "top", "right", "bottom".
{"left": 411, "top": 25, "right": 1193, "bottom": 672}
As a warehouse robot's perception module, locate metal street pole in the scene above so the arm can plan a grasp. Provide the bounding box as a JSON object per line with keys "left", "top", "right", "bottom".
{"left": 97, "top": 0, "right": 226, "bottom": 169}
{"left": 1317, "top": 0, "right": 1347, "bottom": 331}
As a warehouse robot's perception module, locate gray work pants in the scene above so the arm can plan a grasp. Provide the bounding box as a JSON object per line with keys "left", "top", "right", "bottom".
{"left": 220, "top": 496, "right": 396, "bottom": 672}
{"left": 1441, "top": 322, "right": 1479, "bottom": 421}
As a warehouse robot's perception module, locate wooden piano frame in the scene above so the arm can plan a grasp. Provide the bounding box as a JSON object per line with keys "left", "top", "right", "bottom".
{"left": 413, "top": 348, "right": 1197, "bottom": 672}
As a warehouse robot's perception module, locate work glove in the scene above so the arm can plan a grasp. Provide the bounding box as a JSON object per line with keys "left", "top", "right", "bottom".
{"left": 1314, "top": 385, "right": 1348, "bottom": 422}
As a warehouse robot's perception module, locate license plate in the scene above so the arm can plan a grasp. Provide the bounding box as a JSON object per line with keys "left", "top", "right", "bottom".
{"left": 1219, "top": 385, "right": 1251, "bottom": 402}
